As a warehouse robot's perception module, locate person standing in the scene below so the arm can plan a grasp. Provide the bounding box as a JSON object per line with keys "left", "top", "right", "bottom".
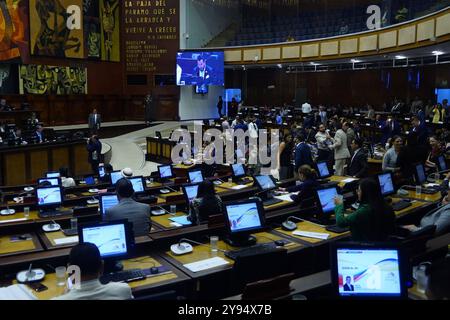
{"left": 217, "top": 96, "right": 223, "bottom": 118}
{"left": 88, "top": 108, "right": 102, "bottom": 135}
{"left": 278, "top": 134, "right": 294, "bottom": 180}
{"left": 87, "top": 135, "right": 102, "bottom": 174}
{"left": 294, "top": 134, "right": 314, "bottom": 173}
{"left": 315, "top": 124, "right": 333, "bottom": 163}
{"left": 330, "top": 122, "right": 351, "bottom": 176}
{"left": 144, "top": 93, "right": 154, "bottom": 126}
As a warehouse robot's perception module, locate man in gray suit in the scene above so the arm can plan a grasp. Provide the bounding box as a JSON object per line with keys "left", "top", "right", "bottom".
{"left": 330, "top": 122, "right": 351, "bottom": 176}
{"left": 88, "top": 108, "right": 101, "bottom": 135}
{"left": 104, "top": 178, "right": 151, "bottom": 237}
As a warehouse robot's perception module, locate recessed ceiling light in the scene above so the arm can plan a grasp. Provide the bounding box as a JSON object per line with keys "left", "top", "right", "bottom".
{"left": 395, "top": 55, "right": 407, "bottom": 59}
{"left": 432, "top": 50, "right": 444, "bottom": 56}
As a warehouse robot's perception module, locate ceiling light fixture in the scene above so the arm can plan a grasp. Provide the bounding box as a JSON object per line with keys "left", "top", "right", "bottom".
{"left": 432, "top": 50, "right": 444, "bottom": 56}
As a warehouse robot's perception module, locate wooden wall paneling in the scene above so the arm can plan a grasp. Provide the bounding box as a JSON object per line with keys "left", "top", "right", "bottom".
{"left": 72, "top": 144, "right": 91, "bottom": 176}
{"left": 51, "top": 147, "right": 70, "bottom": 172}
{"left": 3, "top": 152, "right": 26, "bottom": 186}
{"left": 29, "top": 150, "right": 49, "bottom": 182}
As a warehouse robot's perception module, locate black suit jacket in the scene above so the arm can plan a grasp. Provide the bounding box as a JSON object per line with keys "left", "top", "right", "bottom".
{"left": 347, "top": 149, "right": 368, "bottom": 178}
{"left": 343, "top": 283, "right": 354, "bottom": 291}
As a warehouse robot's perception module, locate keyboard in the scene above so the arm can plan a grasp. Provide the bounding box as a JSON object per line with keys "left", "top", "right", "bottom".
{"left": 263, "top": 198, "right": 284, "bottom": 206}
{"left": 225, "top": 243, "right": 279, "bottom": 260}
{"left": 237, "top": 178, "right": 253, "bottom": 185}
{"left": 326, "top": 225, "right": 349, "bottom": 234}
{"left": 62, "top": 229, "right": 78, "bottom": 236}
{"left": 100, "top": 269, "right": 146, "bottom": 284}
{"left": 392, "top": 200, "right": 412, "bottom": 212}
{"left": 38, "top": 208, "right": 74, "bottom": 218}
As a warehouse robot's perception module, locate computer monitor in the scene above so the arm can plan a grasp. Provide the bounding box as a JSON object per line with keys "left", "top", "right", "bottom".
{"left": 98, "top": 165, "right": 105, "bottom": 178}
{"left": 46, "top": 171, "right": 60, "bottom": 178}
{"left": 110, "top": 170, "right": 123, "bottom": 185}
{"left": 414, "top": 163, "right": 426, "bottom": 185}
{"left": 158, "top": 165, "right": 174, "bottom": 180}
{"left": 377, "top": 172, "right": 395, "bottom": 196}
{"left": 316, "top": 186, "right": 339, "bottom": 218}
{"left": 99, "top": 193, "right": 119, "bottom": 216}
{"left": 36, "top": 186, "right": 63, "bottom": 208}
{"left": 317, "top": 161, "right": 331, "bottom": 179}
{"left": 79, "top": 220, "right": 134, "bottom": 272}
{"left": 155, "top": 131, "right": 162, "bottom": 139}
{"left": 330, "top": 242, "right": 409, "bottom": 299}
{"left": 188, "top": 170, "right": 204, "bottom": 183}
{"left": 437, "top": 155, "right": 447, "bottom": 172}
{"left": 231, "top": 163, "right": 246, "bottom": 179}
{"left": 84, "top": 176, "right": 95, "bottom": 185}
{"left": 37, "top": 177, "right": 61, "bottom": 186}
{"left": 223, "top": 198, "right": 265, "bottom": 247}
{"left": 182, "top": 183, "right": 200, "bottom": 205}
{"left": 128, "top": 176, "right": 145, "bottom": 194}
{"left": 254, "top": 175, "right": 277, "bottom": 192}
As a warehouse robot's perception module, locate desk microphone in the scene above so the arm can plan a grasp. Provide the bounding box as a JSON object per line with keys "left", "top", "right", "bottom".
{"left": 282, "top": 216, "right": 325, "bottom": 231}
{"left": 170, "top": 238, "right": 227, "bottom": 255}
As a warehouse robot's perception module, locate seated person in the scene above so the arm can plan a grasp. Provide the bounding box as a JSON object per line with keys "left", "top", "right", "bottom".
{"left": 104, "top": 178, "right": 151, "bottom": 237}
{"left": 401, "top": 187, "right": 450, "bottom": 236}
{"left": 382, "top": 136, "right": 403, "bottom": 173}
{"left": 59, "top": 167, "right": 76, "bottom": 188}
{"left": 347, "top": 138, "right": 368, "bottom": 178}
{"left": 188, "top": 180, "right": 223, "bottom": 225}
{"left": 425, "top": 136, "right": 443, "bottom": 173}
{"left": 53, "top": 243, "right": 132, "bottom": 300}
{"left": 121, "top": 167, "right": 133, "bottom": 178}
{"left": 0, "top": 99, "right": 13, "bottom": 111}
{"left": 33, "top": 125, "right": 45, "bottom": 143}
{"left": 100, "top": 163, "right": 114, "bottom": 183}
{"left": 279, "top": 165, "right": 319, "bottom": 206}
{"left": 334, "top": 178, "right": 395, "bottom": 241}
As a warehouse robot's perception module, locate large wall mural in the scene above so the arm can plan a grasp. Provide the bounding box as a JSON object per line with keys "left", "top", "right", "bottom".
{"left": 29, "top": 0, "right": 84, "bottom": 59}
{"left": 0, "top": 0, "right": 29, "bottom": 62}
{"left": 0, "top": 64, "right": 19, "bottom": 94}
{"left": 19, "top": 64, "right": 87, "bottom": 95}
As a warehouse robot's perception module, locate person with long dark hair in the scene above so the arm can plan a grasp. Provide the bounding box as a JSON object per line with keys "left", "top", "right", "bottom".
{"left": 188, "top": 180, "right": 223, "bottom": 224}
{"left": 334, "top": 178, "right": 395, "bottom": 241}
{"left": 278, "top": 134, "right": 294, "bottom": 180}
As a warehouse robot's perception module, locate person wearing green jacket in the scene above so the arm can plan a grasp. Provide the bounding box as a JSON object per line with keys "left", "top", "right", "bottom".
{"left": 334, "top": 178, "right": 395, "bottom": 241}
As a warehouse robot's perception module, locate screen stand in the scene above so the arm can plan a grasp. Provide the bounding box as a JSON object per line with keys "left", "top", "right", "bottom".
{"left": 224, "top": 235, "right": 257, "bottom": 247}
{"left": 104, "top": 259, "right": 124, "bottom": 273}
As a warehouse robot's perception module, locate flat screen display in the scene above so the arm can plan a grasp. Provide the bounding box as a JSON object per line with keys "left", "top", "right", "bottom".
{"left": 438, "top": 156, "right": 447, "bottom": 171}
{"left": 38, "top": 178, "right": 60, "bottom": 186}
{"left": 232, "top": 163, "right": 245, "bottom": 177}
{"left": 195, "top": 85, "right": 208, "bottom": 94}
{"left": 188, "top": 170, "right": 204, "bottom": 183}
{"left": 100, "top": 194, "right": 119, "bottom": 215}
{"left": 111, "top": 171, "right": 123, "bottom": 185}
{"left": 317, "top": 187, "right": 338, "bottom": 213}
{"left": 37, "top": 187, "right": 62, "bottom": 206}
{"left": 129, "top": 177, "right": 144, "bottom": 193}
{"left": 225, "top": 202, "right": 263, "bottom": 233}
{"left": 176, "top": 51, "right": 224, "bottom": 86}
{"left": 183, "top": 184, "right": 199, "bottom": 202}
{"left": 158, "top": 165, "right": 173, "bottom": 179}
{"left": 317, "top": 162, "right": 330, "bottom": 178}
{"left": 378, "top": 173, "right": 394, "bottom": 196}
{"left": 98, "top": 166, "right": 105, "bottom": 178}
{"left": 436, "top": 88, "right": 450, "bottom": 105}
{"left": 255, "top": 175, "right": 276, "bottom": 191}
{"left": 85, "top": 176, "right": 95, "bottom": 185}
{"left": 81, "top": 224, "right": 127, "bottom": 258}
{"left": 415, "top": 164, "right": 426, "bottom": 184}
{"left": 46, "top": 172, "right": 60, "bottom": 178}
{"left": 225, "top": 89, "right": 242, "bottom": 103}
{"left": 336, "top": 248, "right": 402, "bottom": 297}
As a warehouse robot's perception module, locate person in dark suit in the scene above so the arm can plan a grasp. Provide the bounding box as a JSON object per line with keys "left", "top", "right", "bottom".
{"left": 193, "top": 55, "right": 213, "bottom": 85}
{"left": 347, "top": 138, "right": 368, "bottom": 178}
{"left": 88, "top": 108, "right": 101, "bottom": 135}
{"left": 294, "top": 134, "right": 314, "bottom": 173}
{"left": 34, "top": 125, "right": 45, "bottom": 143}
{"left": 87, "top": 135, "right": 102, "bottom": 174}
{"left": 279, "top": 165, "right": 319, "bottom": 207}
{"left": 144, "top": 93, "right": 153, "bottom": 126}
{"left": 343, "top": 276, "right": 354, "bottom": 291}
{"left": 217, "top": 96, "right": 223, "bottom": 118}
{"left": 104, "top": 178, "right": 151, "bottom": 237}
{"left": 380, "top": 116, "right": 401, "bottom": 145}
{"left": 410, "top": 115, "right": 429, "bottom": 146}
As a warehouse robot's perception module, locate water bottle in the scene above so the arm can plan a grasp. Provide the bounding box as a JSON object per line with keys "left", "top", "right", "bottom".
{"left": 416, "top": 265, "right": 428, "bottom": 294}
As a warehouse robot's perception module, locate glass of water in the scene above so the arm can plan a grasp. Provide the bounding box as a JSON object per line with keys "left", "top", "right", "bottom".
{"left": 24, "top": 207, "right": 30, "bottom": 219}
{"left": 55, "top": 266, "right": 67, "bottom": 287}
{"left": 416, "top": 185, "right": 422, "bottom": 196}
{"left": 149, "top": 177, "right": 154, "bottom": 185}
{"left": 228, "top": 178, "right": 233, "bottom": 185}
{"left": 70, "top": 218, "right": 78, "bottom": 230}
{"left": 170, "top": 205, "right": 177, "bottom": 215}
{"left": 210, "top": 236, "right": 219, "bottom": 253}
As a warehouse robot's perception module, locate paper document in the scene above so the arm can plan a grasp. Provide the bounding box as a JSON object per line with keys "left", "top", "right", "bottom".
{"left": 54, "top": 236, "right": 79, "bottom": 245}
{"left": 0, "top": 218, "right": 27, "bottom": 224}
{"left": 170, "top": 222, "right": 183, "bottom": 227}
{"left": 274, "top": 193, "right": 295, "bottom": 202}
{"left": 183, "top": 257, "right": 230, "bottom": 273}
{"left": 0, "top": 285, "right": 37, "bottom": 300}
{"left": 341, "top": 178, "right": 358, "bottom": 183}
{"left": 293, "top": 230, "right": 330, "bottom": 240}
{"left": 168, "top": 216, "right": 192, "bottom": 226}
{"left": 231, "top": 185, "right": 248, "bottom": 190}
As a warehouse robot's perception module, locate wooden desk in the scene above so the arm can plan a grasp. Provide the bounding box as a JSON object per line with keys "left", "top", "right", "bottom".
{"left": 12, "top": 255, "right": 188, "bottom": 300}
{"left": 390, "top": 198, "right": 433, "bottom": 218}
{"left": 401, "top": 190, "right": 442, "bottom": 203}
{"left": 329, "top": 176, "right": 359, "bottom": 188}
{"left": 152, "top": 212, "right": 191, "bottom": 230}
{"left": 0, "top": 233, "right": 43, "bottom": 257}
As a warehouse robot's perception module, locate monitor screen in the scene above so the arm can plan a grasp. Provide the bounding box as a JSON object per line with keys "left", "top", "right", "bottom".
{"left": 225, "top": 201, "right": 263, "bottom": 233}
{"left": 46, "top": 172, "right": 60, "bottom": 178}
{"left": 255, "top": 175, "right": 276, "bottom": 191}
{"left": 37, "top": 187, "right": 62, "bottom": 207}
{"left": 436, "top": 88, "right": 450, "bottom": 105}
{"left": 100, "top": 194, "right": 119, "bottom": 216}
{"left": 176, "top": 51, "right": 224, "bottom": 86}
{"left": 188, "top": 170, "right": 204, "bottom": 183}
{"left": 317, "top": 187, "right": 339, "bottom": 213}
{"left": 98, "top": 166, "right": 105, "bottom": 178}
{"left": 38, "top": 178, "right": 60, "bottom": 186}
{"left": 80, "top": 223, "right": 128, "bottom": 258}
{"left": 84, "top": 176, "right": 95, "bottom": 185}
{"left": 183, "top": 184, "right": 199, "bottom": 203}
{"left": 438, "top": 156, "right": 447, "bottom": 171}
{"left": 158, "top": 165, "right": 173, "bottom": 179}
{"left": 415, "top": 164, "right": 426, "bottom": 184}
{"left": 378, "top": 173, "right": 394, "bottom": 196}
{"left": 110, "top": 171, "right": 122, "bottom": 185}
{"left": 225, "top": 89, "right": 242, "bottom": 103}
{"left": 335, "top": 247, "right": 402, "bottom": 297}
{"left": 232, "top": 163, "right": 245, "bottom": 178}
{"left": 317, "top": 162, "right": 330, "bottom": 178}
{"left": 129, "top": 177, "right": 144, "bottom": 193}
{"left": 195, "top": 85, "right": 208, "bottom": 94}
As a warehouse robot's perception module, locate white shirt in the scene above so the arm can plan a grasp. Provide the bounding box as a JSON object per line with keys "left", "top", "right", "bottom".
{"left": 52, "top": 279, "right": 132, "bottom": 300}
{"left": 302, "top": 103, "right": 312, "bottom": 114}
{"left": 61, "top": 177, "right": 76, "bottom": 188}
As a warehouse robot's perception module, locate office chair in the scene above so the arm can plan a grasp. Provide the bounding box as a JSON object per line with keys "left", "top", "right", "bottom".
{"left": 131, "top": 290, "right": 183, "bottom": 301}
{"left": 230, "top": 247, "right": 289, "bottom": 295}
{"left": 390, "top": 225, "right": 437, "bottom": 259}
{"left": 242, "top": 273, "right": 295, "bottom": 300}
